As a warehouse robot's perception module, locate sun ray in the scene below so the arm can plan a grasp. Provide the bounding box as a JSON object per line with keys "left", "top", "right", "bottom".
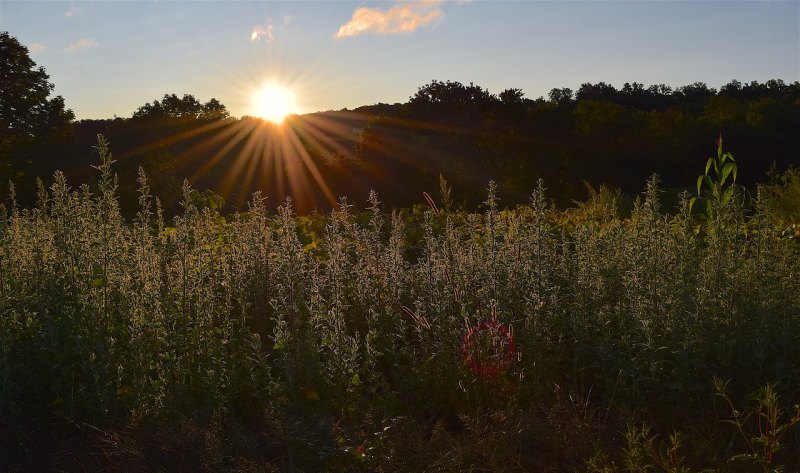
{"left": 283, "top": 119, "right": 336, "bottom": 206}
{"left": 192, "top": 119, "right": 258, "bottom": 183}
{"left": 218, "top": 121, "right": 272, "bottom": 200}
{"left": 123, "top": 71, "right": 362, "bottom": 213}
{"left": 291, "top": 115, "right": 359, "bottom": 160}
{"left": 118, "top": 118, "right": 231, "bottom": 163}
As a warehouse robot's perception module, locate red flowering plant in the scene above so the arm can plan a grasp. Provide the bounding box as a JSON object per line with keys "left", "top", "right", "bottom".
{"left": 461, "top": 321, "right": 516, "bottom": 379}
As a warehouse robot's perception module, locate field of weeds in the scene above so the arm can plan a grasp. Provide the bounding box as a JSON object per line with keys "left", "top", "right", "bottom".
{"left": 1, "top": 138, "right": 799, "bottom": 472}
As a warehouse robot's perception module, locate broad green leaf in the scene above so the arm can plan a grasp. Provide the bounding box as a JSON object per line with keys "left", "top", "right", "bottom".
{"left": 689, "top": 196, "right": 697, "bottom": 213}
{"left": 703, "top": 175, "right": 714, "bottom": 194}
{"left": 705, "top": 158, "right": 714, "bottom": 176}
{"left": 696, "top": 175, "right": 704, "bottom": 195}
{"left": 720, "top": 162, "right": 734, "bottom": 186}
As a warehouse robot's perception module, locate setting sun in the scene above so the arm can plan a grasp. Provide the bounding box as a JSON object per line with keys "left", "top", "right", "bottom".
{"left": 251, "top": 83, "right": 296, "bottom": 124}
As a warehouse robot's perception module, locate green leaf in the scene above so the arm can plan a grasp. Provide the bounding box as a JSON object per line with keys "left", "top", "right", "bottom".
{"left": 730, "top": 162, "right": 737, "bottom": 183}
{"left": 703, "top": 175, "right": 714, "bottom": 194}
{"left": 350, "top": 373, "right": 361, "bottom": 385}
{"left": 720, "top": 162, "right": 734, "bottom": 186}
{"left": 705, "top": 158, "right": 714, "bottom": 176}
{"left": 91, "top": 277, "right": 103, "bottom": 288}
{"left": 689, "top": 197, "right": 697, "bottom": 213}
{"left": 696, "top": 175, "right": 704, "bottom": 195}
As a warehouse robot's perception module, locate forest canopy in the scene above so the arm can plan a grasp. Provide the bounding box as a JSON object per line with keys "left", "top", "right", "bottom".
{"left": 6, "top": 75, "right": 800, "bottom": 214}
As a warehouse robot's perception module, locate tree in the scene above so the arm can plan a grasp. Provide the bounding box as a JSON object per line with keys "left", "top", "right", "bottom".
{"left": 0, "top": 31, "right": 75, "bottom": 183}
{"left": 576, "top": 82, "right": 617, "bottom": 102}
{"left": 409, "top": 80, "right": 495, "bottom": 107}
{"left": 499, "top": 88, "right": 525, "bottom": 105}
{"left": 0, "top": 32, "right": 74, "bottom": 143}
{"left": 199, "top": 98, "right": 229, "bottom": 121}
{"left": 404, "top": 80, "right": 500, "bottom": 132}
{"left": 676, "top": 82, "right": 716, "bottom": 105}
{"left": 132, "top": 93, "right": 229, "bottom": 121}
{"left": 548, "top": 87, "right": 574, "bottom": 107}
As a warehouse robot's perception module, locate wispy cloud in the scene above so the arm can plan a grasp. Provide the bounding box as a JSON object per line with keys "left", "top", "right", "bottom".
{"left": 29, "top": 43, "right": 46, "bottom": 54}
{"left": 335, "top": 0, "right": 444, "bottom": 39}
{"left": 64, "top": 5, "right": 79, "bottom": 18}
{"left": 251, "top": 20, "right": 274, "bottom": 43}
{"left": 251, "top": 12, "right": 295, "bottom": 44}
{"left": 65, "top": 38, "right": 97, "bottom": 53}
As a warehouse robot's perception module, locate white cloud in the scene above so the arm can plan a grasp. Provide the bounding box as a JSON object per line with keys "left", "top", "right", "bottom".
{"left": 251, "top": 21, "right": 274, "bottom": 43}
{"left": 335, "top": 0, "right": 444, "bottom": 39}
{"left": 251, "top": 13, "right": 295, "bottom": 43}
{"left": 64, "top": 5, "right": 79, "bottom": 18}
{"left": 29, "top": 43, "right": 46, "bottom": 54}
{"left": 65, "top": 38, "right": 97, "bottom": 53}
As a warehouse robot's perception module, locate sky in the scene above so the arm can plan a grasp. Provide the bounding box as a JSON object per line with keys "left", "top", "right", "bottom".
{"left": 1, "top": 0, "right": 799, "bottom": 120}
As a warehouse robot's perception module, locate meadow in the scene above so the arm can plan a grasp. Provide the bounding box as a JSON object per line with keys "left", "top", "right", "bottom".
{"left": 1, "top": 137, "right": 799, "bottom": 472}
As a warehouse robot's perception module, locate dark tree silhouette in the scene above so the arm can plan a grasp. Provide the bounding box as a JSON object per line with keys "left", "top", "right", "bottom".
{"left": 357, "top": 78, "right": 799, "bottom": 209}
{"left": 0, "top": 31, "right": 75, "bottom": 190}
{"left": 0, "top": 32, "right": 74, "bottom": 141}
{"left": 132, "top": 93, "right": 230, "bottom": 121}
{"left": 548, "top": 87, "right": 574, "bottom": 107}
{"left": 499, "top": 88, "right": 525, "bottom": 105}
{"left": 3, "top": 70, "right": 799, "bottom": 215}
{"left": 675, "top": 82, "right": 716, "bottom": 106}
{"left": 576, "top": 82, "right": 618, "bottom": 102}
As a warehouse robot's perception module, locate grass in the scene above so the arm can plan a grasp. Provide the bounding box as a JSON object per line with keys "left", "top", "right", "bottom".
{"left": 0, "top": 136, "right": 798, "bottom": 472}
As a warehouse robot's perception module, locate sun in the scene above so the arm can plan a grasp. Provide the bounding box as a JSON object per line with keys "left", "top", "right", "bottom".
{"left": 251, "top": 82, "right": 297, "bottom": 124}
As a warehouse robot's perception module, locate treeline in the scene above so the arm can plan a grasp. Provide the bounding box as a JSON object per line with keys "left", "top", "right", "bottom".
{"left": 62, "top": 103, "right": 376, "bottom": 215}
{"left": 357, "top": 79, "right": 800, "bottom": 208}
{"left": 5, "top": 77, "right": 800, "bottom": 215}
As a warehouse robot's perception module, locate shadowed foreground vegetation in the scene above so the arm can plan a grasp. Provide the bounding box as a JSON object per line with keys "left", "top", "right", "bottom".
{"left": 1, "top": 138, "right": 799, "bottom": 472}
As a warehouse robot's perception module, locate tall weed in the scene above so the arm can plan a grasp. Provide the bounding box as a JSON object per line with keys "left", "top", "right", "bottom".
{"left": 1, "top": 136, "right": 798, "bottom": 471}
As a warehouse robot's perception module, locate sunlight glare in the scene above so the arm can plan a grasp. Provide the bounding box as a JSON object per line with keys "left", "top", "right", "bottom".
{"left": 252, "top": 83, "right": 296, "bottom": 124}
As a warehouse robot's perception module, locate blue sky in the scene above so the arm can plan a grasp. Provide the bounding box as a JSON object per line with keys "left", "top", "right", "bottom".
{"left": 2, "top": 0, "right": 798, "bottom": 119}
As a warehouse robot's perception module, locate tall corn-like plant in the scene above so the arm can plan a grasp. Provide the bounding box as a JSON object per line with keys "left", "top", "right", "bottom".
{"left": 690, "top": 135, "right": 738, "bottom": 218}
